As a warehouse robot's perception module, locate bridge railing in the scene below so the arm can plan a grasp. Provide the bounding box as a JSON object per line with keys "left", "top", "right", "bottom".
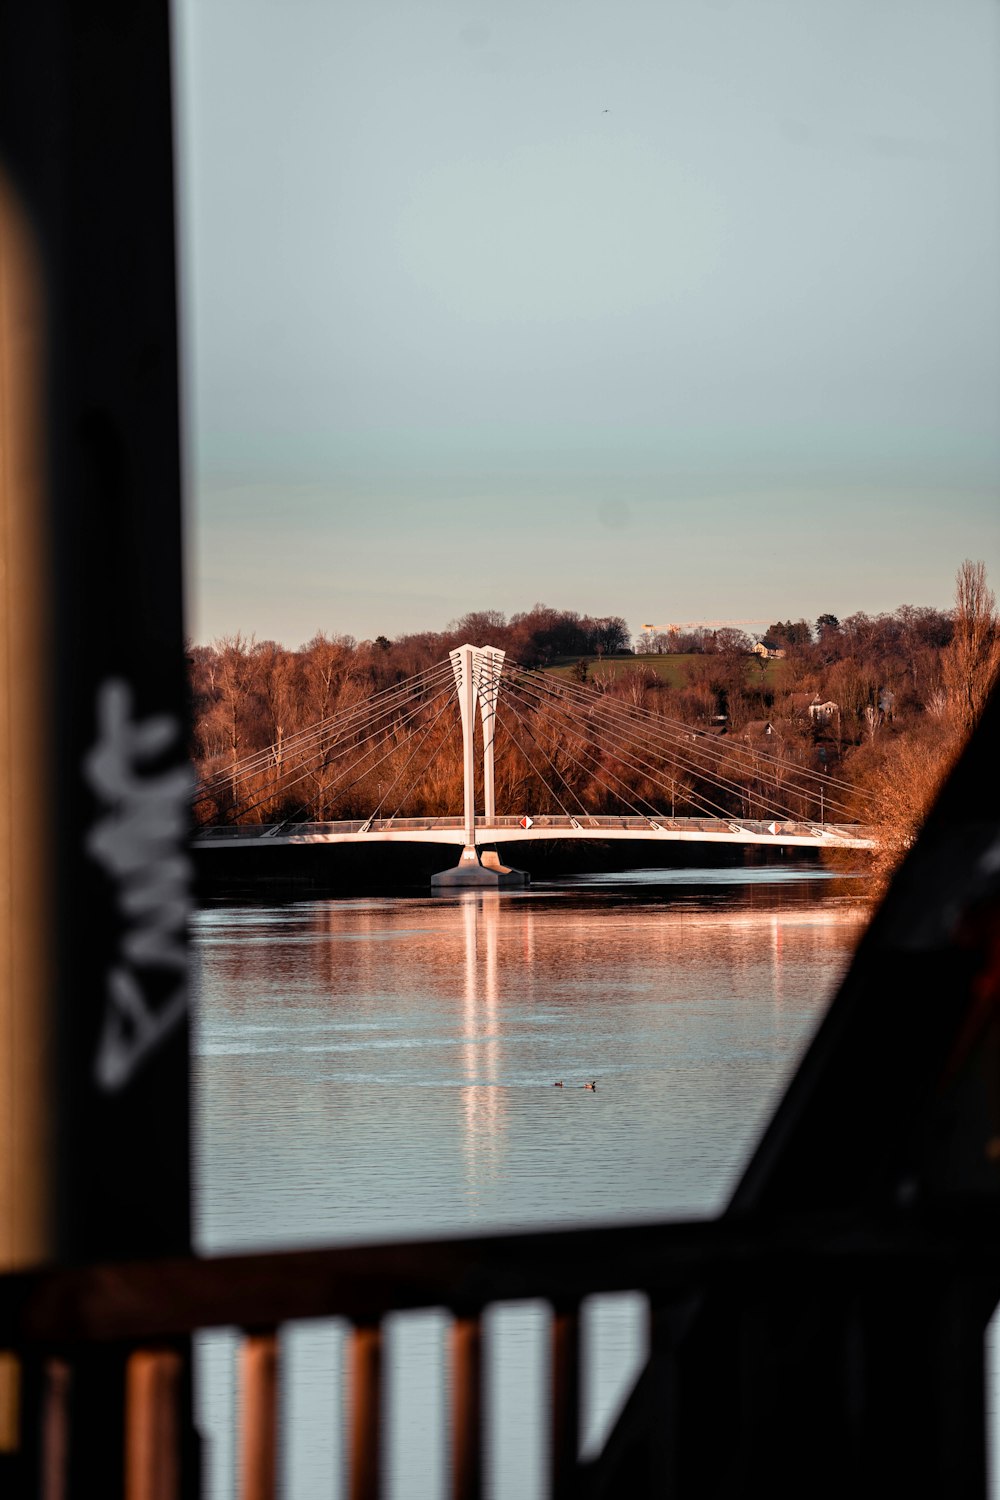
{"left": 0, "top": 1211, "right": 980, "bottom": 1500}
{"left": 193, "top": 818, "right": 468, "bottom": 840}
{"left": 193, "top": 815, "right": 872, "bottom": 841}
{"left": 480, "top": 814, "right": 840, "bottom": 834}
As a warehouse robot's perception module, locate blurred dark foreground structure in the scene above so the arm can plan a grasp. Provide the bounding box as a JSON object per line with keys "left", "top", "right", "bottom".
{"left": 2, "top": 5, "right": 1000, "bottom": 1498}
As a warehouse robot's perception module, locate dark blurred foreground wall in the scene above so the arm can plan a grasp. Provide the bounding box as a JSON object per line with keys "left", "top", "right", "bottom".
{"left": 0, "top": 3, "right": 192, "bottom": 1270}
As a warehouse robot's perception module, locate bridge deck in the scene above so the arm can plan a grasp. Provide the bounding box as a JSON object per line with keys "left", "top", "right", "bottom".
{"left": 194, "top": 815, "right": 874, "bottom": 850}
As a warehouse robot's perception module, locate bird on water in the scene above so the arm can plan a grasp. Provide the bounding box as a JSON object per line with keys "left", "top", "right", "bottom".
{"left": 583, "top": 1080, "right": 597, "bottom": 1091}
{"left": 553, "top": 1081, "right": 564, "bottom": 1087}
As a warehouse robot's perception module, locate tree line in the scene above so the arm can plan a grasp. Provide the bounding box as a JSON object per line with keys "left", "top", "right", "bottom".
{"left": 189, "top": 565, "right": 1000, "bottom": 881}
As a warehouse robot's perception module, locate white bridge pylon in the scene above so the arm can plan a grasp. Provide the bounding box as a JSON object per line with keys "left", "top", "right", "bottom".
{"left": 451, "top": 642, "right": 505, "bottom": 855}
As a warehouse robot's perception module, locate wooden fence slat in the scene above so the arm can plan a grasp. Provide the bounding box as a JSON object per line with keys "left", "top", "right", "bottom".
{"left": 451, "top": 1315, "right": 482, "bottom": 1500}
{"left": 240, "top": 1333, "right": 279, "bottom": 1500}
{"left": 125, "top": 1348, "right": 182, "bottom": 1500}
{"left": 348, "top": 1322, "right": 382, "bottom": 1500}
{"left": 550, "top": 1304, "right": 580, "bottom": 1500}
{"left": 41, "top": 1359, "right": 70, "bottom": 1500}
{"left": 0, "top": 1350, "right": 20, "bottom": 1454}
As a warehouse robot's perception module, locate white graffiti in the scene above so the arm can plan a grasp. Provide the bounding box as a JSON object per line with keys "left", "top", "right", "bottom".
{"left": 84, "top": 678, "right": 193, "bottom": 1091}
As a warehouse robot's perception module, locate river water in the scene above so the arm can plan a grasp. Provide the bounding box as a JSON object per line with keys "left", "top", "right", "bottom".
{"left": 191, "top": 865, "right": 870, "bottom": 1498}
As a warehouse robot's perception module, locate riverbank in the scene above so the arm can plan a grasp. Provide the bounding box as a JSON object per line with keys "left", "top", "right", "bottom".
{"left": 191, "top": 836, "right": 848, "bottom": 899}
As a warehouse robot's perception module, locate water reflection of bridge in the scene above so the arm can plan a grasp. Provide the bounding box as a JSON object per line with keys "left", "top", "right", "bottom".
{"left": 461, "top": 896, "right": 502, "bottom": 1203}
{"left": 404, "top": 885, "right": 868, "bottom": 1218}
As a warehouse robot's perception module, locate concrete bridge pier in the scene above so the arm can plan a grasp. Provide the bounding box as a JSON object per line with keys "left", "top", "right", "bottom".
{"left": 431, "top": 844, "right": 527, "bottom": 889}
{"left": 430, "top": 644, "right": 529, "bottom": 890}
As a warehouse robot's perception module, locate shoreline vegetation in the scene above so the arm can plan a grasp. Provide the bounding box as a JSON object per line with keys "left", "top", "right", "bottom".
{"left": 188, "top": 563, "right": 999, "bottom": 893}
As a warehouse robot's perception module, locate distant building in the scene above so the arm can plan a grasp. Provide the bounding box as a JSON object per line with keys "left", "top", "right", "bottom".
{"left": 753, "top": 639, "right": 786, "bottom": 659}
{"left": 742, "top": 719, "right": 779, "bottom": 740}
{"left": 789, "top": 692, "right": 839, "bottom": 726}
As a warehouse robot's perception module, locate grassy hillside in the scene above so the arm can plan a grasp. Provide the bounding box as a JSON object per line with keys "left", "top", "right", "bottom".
{"left": 542, "top": 654, "right": 788, "bottom": 689}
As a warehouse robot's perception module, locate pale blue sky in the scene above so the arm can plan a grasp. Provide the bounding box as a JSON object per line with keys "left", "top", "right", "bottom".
{"left": 173, "top": 0, "right": 1000, "bottom": 646}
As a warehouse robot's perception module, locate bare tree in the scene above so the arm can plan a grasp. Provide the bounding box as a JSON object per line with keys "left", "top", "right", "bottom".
{"left": 863, "top": 704, "right": 883, "bottom": 744}
{"left": 943, "top": 560, "right": 1000, "bottom": 732}
{"left": 853, "top": 721, "right": 961, "bottom": 891}
{"left": 301, "top": 632, "right": 354, "bottom": 721}
{"left": 249, "top": 641, "right": 303, "bottom": 817}
{"left": 214, "top": 634, "right": 256, "bottom": 814}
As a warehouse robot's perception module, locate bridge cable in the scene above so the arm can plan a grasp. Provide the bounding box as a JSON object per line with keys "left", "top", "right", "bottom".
{"left": 503, "top": 673, "right": 774, "bottom": 819}
{"left": 500, "top": 680, "right": 706, "bottom": 823}
{"left": 499, "top": 682, "right": 662, "bottom": 821}
{"left": 280, "top": 679, "right": 461, "bottom": 820}
{"left": 209, "top": 693, "right": 445, "bottom": 825}
{"left": 501, "top": 674, "right": 781, "bottom": 822}
{"left": 530, "top": 682, "right": 839, "bottom": 823}
{"left": 515, "top": 665, "right": 863, "bottom": 808}
{"left": 507, "top": 675, "right": 829, "bottom": 823}
{"left": 193, "top": 658, "right": 454, "bottom": 798}
{"left": 510, "top": 667, "right": 863, "bottom": 819}
{"left": 194, "top": 661, "right": 455, "bottom": 805}
{"left": 494, "top": 691, "right": 601, "bottom": 824}
{"left": 493, "top": 700, "right": 594, "bottom": 824}
{"left": 201, "top": 665, "right": 456, "bottom": 818}
{"left": 214, "top": 678, "right": 458, "bottom": 825}
{"left": 193, "top": 669, "right": 456, "bottom": 815}
{"left": 514, "top": 663, "right": 865, "bottom": 801}
{"left": 365, "top": 691, "right": 463, "bottom": 824}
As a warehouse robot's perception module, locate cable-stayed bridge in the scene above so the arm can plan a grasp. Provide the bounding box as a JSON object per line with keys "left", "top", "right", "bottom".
{"left": 193, "top": 644, "right": 875, "bottom": 885}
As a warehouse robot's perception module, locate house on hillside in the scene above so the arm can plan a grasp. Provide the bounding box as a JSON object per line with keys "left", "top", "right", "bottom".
{"left": 742, "top": 719, "right": 779, "bottom": 741}
{"left": 789, "top": 692, "right": 839, "bottom": 726}
{"left": 752, "top": 638, "right": 786, "bottom": 659}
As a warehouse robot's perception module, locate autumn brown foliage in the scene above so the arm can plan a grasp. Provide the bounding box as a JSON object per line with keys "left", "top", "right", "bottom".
{"left": 188, "top": 572, "right": 998, "bottom": 844}
{"left": 843, "top": 562, "right": 999, "bottom": 889}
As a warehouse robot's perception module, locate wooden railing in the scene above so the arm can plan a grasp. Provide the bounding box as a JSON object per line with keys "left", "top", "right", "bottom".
{"left": 3, "top": 1210, "right": 997, "bottom": 1500}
